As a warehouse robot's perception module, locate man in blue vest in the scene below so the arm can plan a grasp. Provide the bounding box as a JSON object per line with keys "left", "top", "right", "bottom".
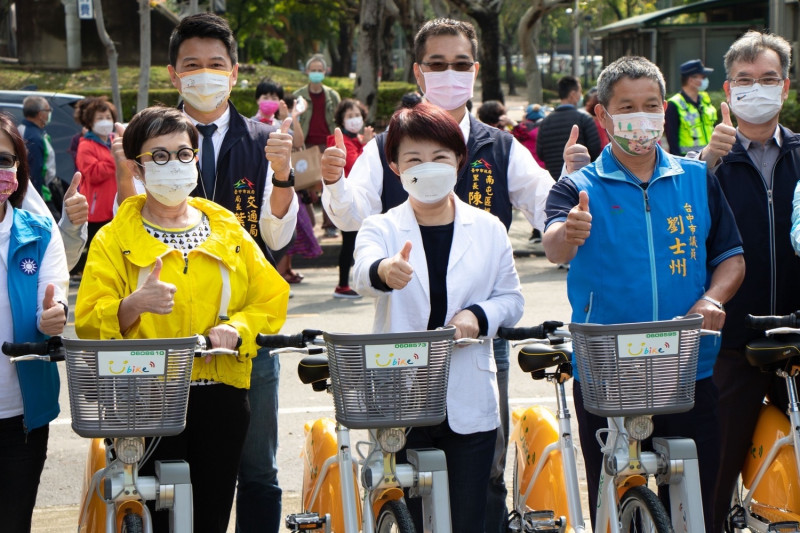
{"left": 319, "top": 18, "right": 553, "bottom": 533}
{"left": 666, "top": 59, "right": 718, "bottom": 156}
{"left": 543, "top": 56, "right": 744, "bottom": 533}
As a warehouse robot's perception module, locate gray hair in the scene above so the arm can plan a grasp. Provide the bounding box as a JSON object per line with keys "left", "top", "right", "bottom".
{"left": 724, "top": 30, "right": 792, "bottom": 78}
{"left": 596, "top": 56, "right": 666, "bottom": 107}
{"left": 22, "top": 96, "right": 48, "bottom": 118}
{"left": 306, "top": 54, "right": 327, "bottom": 72}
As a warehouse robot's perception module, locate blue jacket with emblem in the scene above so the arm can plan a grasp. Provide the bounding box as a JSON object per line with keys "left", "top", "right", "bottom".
{"left": 546, "top": 144, "right": 743, "bottom": 380}
{"left": 376, "top": 114, "right": 515, "bottom": 229}
{"left": 8, "top": 208, "right": 60, "bottom": 431}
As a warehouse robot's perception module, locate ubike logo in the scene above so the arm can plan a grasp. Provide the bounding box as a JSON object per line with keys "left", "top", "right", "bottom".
{"left": 233, "top": 177, "right": 256, "bottom": 190}
{"left": 617, "top": 331, "right": 680, "bottom": 358}
{"left": 365, "top": 342, "right": 429, "bottom": 369}
{"left": 98, "top": 350, "right": 167, "bottom": 377}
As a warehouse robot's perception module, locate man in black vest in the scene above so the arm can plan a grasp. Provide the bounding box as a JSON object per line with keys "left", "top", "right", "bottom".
{"left": 319, "top": 18, "right": 553, "bottom": 532}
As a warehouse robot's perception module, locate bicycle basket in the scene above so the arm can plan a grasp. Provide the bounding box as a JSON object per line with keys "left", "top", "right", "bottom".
{"left": 323, "top": 327, "right": 455, "bottom": 429}
{"left": 569, "top": 315, "right": 702, "bottom": 417}
{"left": 62, "top": 337, "right": 197, "bottom": 438}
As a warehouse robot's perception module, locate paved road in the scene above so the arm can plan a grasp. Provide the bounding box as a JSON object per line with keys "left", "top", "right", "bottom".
{"left": 30, "top": 210, "right": 589, "bottom": 532}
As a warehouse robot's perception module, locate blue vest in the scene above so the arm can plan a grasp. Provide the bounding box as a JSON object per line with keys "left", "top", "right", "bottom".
{"left": 567, "top": 146, "right": 719, "bottom": 379}
{"left": 8, "top": 209, "right": 60, "bottom": 430}
{"left": 377, "top": 115, "right": 515, "bottom": 229}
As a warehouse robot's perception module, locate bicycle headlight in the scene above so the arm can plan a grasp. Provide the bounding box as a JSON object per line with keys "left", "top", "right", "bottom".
{"left": 377, "top": 428, "right": 406, "bottom": 453}
{"left": 624, "top": 416, "right": 654, "bottom": 441}
{"left": 115, "top": 437, "right": 145, "bottom": 464}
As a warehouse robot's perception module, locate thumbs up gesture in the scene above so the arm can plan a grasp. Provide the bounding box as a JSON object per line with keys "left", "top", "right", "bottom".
{"left": 63, "top": 171, "right": 88, "bottom": 226}
{"left": 39, "top": 283, "right": 67, "bottom": 336}
{"left": 377, "top": 240, "right": 414, "bottom": 290}
{"left": 563, "top": 125, "right": 592, "bottom": 174}
{"left": 133, "top": 258, "right": 178, "bottom": 315}
{"left": 565, "top": 190, "right": 592, "bottom": 246}
{"left": 265, "top": 117, "right": 295, "bottom": 181}
{"left": 701, "top": 102, "right": 736, "bottom": 167}
{"left": 321, "top": 127, "right": 347, "bottom": 184}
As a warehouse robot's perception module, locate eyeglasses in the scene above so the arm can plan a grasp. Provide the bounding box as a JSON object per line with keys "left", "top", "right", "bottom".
{"left": 420, "top": 61, "right": 475, "bottom": 72}
{"left": 41, "top": 108, "right": 52, "bottom": 113}
{"left": 136, "top": 148, "right": 198, "bottom": 165}
{"left": 729, "top": 76, "right": 784, "bottom": 87}
{"left": 0, "top": 153, "right": 18, "bottom": 169}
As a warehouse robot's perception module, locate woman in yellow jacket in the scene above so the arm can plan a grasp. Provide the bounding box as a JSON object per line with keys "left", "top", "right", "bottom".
{"left": 75, "top": 106, "right": 290, "bottom": 533}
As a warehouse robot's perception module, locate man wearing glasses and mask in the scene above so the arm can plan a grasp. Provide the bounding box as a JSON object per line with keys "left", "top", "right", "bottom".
{"left": 697, "top": 31, "right": 800, "bottom": 533}
{"left": 319, "top": 17, "right": 553, "bottom": 533}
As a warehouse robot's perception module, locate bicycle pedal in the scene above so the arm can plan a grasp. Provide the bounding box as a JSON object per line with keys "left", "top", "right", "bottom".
{"left": 285, "top": 512, "right": 328, "bottom": 531}
{"left": 521, "top": 510, "right": 562, "bottom": 533}
{"left": 768, "top": 522, "right": 800, "bottom": 532}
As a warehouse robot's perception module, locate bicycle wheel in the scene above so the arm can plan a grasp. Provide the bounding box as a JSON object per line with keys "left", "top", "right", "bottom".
{"left": 121, "top": 510, "right": 145, "bottom": 533}
{"left": 376, "top": 499, "right": 416, "bottom": 533}
{"left": 617, "top": 485, "right": 673, "bottom": 533}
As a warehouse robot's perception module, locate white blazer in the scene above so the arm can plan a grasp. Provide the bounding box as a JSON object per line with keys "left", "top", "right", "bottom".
{"left": 353, "top": 196, "right": 524, "bottom": 434}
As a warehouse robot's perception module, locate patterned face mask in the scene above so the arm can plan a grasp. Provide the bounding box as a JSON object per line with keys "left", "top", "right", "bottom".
{"left": 604, "top": 109, "right": 665, "bottom": 156}
{"left": 0, "top": 167, "right": 19, "bottom": 204}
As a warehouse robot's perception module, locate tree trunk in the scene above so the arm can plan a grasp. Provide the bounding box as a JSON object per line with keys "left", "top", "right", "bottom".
{"left": 502, "top": 42, "right": 516, "bottom": 96}
{"left": 380, "top": 2, "right": 399, "bottom": 82}
{"left": 137, "top": 0, "right": 151, "bottom": 114}
{"left": 520, "top": 0, "right": 571, "bottom": 105}
{"left": 92, "top": 0, "right": 122, "bottom": 121}
{"left": 446, "top": 0, "right": 503, "bottom": 102}
{"left": 396, "top": 0, "right": 424, "bottom": 83}
{"left": 354, "top": 0, "right": 383, "bottom": 122}
{"left": 332, "top": 17, "right": 355, "bottom": 77}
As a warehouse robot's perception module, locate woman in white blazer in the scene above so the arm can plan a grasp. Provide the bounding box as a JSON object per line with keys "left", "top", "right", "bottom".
{"left": 352, "top": 102, "right": 524, "bottom": 533}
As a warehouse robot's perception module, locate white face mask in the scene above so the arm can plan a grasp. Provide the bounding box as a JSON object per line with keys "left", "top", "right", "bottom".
{"left": 178, "top": 68, "right": 232, "bottom": 113}
{"left": 698, "top": 77, "right": 710, "bottom": 92}
{"left": 422, "top": 70, "right": 474, "bottom": 111}
{"left": 344, "top": 116, "right": 364, "bottom": 134}
{"left": 93, "top": 119, "right": 114, "bottom": 137}
{"left": 605, "top": 110, "right": 665, "bottom": 156}
{"left": 142, "top": 160, "right": 197, "bottom": 206}
{"left": 729, "top": 83, "right": 784, "bottom": 125}
{"left": 399, "top": 162, "right": 457, "bottom": 204}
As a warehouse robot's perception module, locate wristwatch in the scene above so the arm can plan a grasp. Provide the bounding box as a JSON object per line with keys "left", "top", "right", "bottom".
{"left": 701, "top": 295, "right": 725, "bottom": 312}
{"left": 272, "top": 168, "right": 295, "bottom": 188}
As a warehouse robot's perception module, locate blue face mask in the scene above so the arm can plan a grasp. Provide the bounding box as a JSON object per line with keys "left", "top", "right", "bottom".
{"left": 699, "top": 77, "right": 710, "bottom": 91}
{"left": 309, "top": 72, "right": 325, "bottom": 84}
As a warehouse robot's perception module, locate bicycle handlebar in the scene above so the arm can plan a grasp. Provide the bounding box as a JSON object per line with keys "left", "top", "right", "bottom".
{"left": 497, "top": 321, "right": 565, "bottom": 341}
{"left": 745, "top": 312, "right": 800, "bottom": 330}
{"left": 256, "top": 329, "right": 325, "bottom": 348}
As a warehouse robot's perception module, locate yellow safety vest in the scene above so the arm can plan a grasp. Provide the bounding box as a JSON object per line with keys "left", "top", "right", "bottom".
{"left": 668, "top": 91, "right": 717, "bottom": 155}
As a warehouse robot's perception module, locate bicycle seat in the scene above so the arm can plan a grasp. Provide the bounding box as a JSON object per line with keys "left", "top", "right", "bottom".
{"left": 297, "top": 354, "right": 330, "bottom": 385}
{"left": 745, "top": 334, "right": 800, "bottom": 371}
{"left": 518, "top": 343, "right": 571, "bottom": 374}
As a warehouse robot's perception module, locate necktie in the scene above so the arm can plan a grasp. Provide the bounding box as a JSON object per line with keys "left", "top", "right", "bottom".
{"left": 196, "top": 123, "right": 218, "bottom": 196}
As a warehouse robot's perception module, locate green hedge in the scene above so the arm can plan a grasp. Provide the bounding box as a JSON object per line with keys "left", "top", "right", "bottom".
{"left": 82, "top": 80, "right": 418, "bottom": 128}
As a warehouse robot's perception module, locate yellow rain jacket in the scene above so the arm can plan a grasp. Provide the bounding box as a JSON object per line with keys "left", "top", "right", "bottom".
{"left": 75, "top": 195, "right": 290, "bottom": 389}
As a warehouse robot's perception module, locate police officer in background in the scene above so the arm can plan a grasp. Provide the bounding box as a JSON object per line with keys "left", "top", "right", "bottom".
{"left": 666, "top": 59, "right": 718, "bottom": 156}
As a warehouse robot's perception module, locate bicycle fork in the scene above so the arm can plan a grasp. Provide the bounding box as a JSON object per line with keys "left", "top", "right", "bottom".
{"left": 595, "top": 418, "right": 705, "bottom": 533}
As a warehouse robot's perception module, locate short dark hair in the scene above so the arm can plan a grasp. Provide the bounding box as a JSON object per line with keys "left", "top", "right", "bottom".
{"left": 77, "top": 96, "right": 118, "bottom": 130}
{"left": 168, "top": 12, "right": 238, "bottom": 67}
{"left": 0, "top": 112, "right": 30, "bottom": 208}
{"left": 557, "top": 76, "right": 581, "bottom": 99}
{"left": 384, "top": 102, "right": 467, "bottom": 172}
{"left": 255, "top": 78, "right": 284, "bottom": 101}
{"left": 334, "top": 99, "right": 367, "bottom": 129}
{"left": 477, "top": 100, "right": 505, "bottom": 126}
{"left": 122, "top": 106, "right": 199, "bottom": 161}
{"left": 597, "top": 56, "right": 666, "bottom": 107}
{"left": 414, "top": 18, "right": 478, "bottom": 63}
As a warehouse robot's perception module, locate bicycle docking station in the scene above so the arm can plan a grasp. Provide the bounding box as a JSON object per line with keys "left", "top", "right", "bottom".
{"left": 652, "top": 437, "right": 705, "bottom": 533}
{"left": 406, "top": 448, "right": 450, "bottom": 533}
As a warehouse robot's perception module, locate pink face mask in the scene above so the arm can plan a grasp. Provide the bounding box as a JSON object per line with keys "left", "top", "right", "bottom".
{"left": 0, "top": 168, "right": 18, "bottom": 204}
{"left": 259, "top": 99, "right": 280, "bottom": 117}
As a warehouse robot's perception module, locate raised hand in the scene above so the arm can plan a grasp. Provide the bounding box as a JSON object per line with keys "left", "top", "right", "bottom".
{"left": 701, "top": 102, "right": 736, "bottom": 167}
{"left": 134, "top": 258, "right": 177, "bottom": 315}
{"left": 265, "top": 117, "right": 294, "bottom": 180}
{"left": 39, "top": 283, "right": 66, "bottom": 336}
{"left": 563, "top": 125, "right": 591, "bottom": 174}
{"left": 564, "top": 191, "right": 592, "bottom": 246}
{"left": 111, "top": 122, "right": 127, "bottom": 167}
{"left": 321, "top": 127, "right": 347, "bottom": 184}
{"left": 62, "top": 172, "right": 88, "bottom": 226}
{"left": 377, "top": 241, "right": 414, "bottom": 290}
{"left": 362, "top": 125, "right": 375, "bottom": 145}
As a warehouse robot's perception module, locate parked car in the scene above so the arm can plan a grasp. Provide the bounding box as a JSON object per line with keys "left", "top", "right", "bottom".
{"left": 0, "top": 90, "right": 84, "bottom": 185}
